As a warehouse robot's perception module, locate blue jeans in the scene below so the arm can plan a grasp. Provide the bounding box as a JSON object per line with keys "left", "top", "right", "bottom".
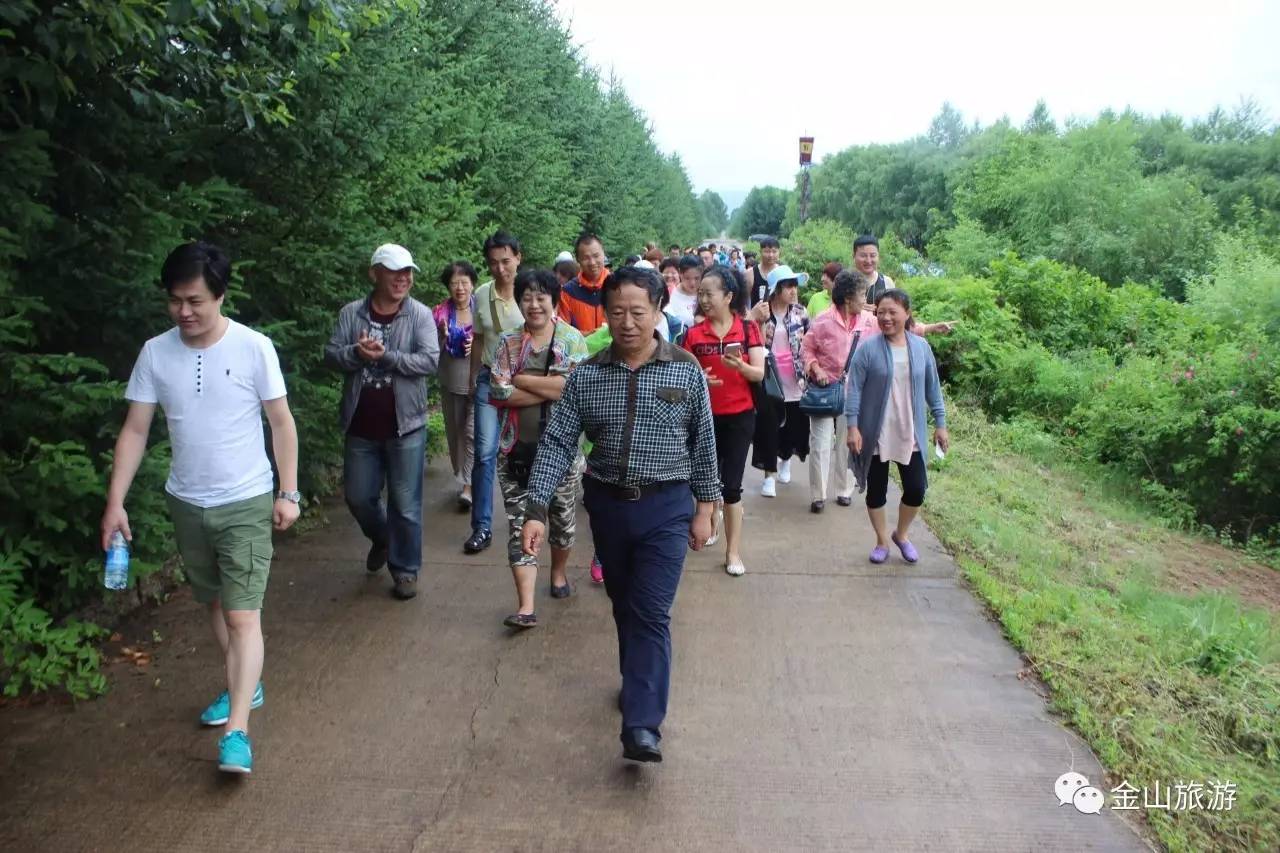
{"left": 470, "top": 368, "right": 500, "bottom": 534}
{"left": 583, "top": 478, "right": 694, "bottom": 738}
{"left": 343, "top": 429, "right": 426, "bottom": 577}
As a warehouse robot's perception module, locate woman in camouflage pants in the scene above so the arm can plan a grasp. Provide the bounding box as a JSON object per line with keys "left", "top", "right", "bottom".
{"left": 489, "top": 269, "right": 589, "bottom": 629}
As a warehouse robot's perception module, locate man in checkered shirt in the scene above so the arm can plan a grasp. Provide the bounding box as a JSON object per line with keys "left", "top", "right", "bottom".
{"left": 522, "top": 265, "right": 719, "bottom": 764}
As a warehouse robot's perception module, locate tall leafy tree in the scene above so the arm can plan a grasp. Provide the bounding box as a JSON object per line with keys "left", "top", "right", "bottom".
{"left": 0, "top": 0, "right": 707, "bottom": 695}
{"left": 698, "top": 190, "right": 729, "bottom": 235}
{"left": 730, "top": 186, "right": 791, "bottom": 238}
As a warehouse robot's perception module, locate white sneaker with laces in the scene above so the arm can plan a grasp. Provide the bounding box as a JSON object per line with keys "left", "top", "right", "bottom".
{"left": 761, "top": 476, "right": 777, "bottom": 498}
{"left": 777, "top": 459, "right": 791, "bottom": 484}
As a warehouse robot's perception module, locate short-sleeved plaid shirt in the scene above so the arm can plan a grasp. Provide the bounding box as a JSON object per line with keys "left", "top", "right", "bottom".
{"left": 526, "top": 335, "right": 721, "bottom": 522}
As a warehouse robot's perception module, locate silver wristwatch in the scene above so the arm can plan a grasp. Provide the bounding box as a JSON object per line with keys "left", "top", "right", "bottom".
{"left": 276, "top": 490, "right": 302, "bottom": 503}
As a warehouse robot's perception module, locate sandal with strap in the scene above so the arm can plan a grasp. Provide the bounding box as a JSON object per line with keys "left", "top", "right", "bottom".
{"left": 503, "top": 612, "right": 538, "bottom": 629}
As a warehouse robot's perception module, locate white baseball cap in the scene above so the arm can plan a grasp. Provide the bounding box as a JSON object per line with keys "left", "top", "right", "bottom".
{"left": 634, "top": 259, "right": 655, "bottom": 270}
{"left": 554, "top": 250, "right": 574, "bottom": 264}
{"left": 370, "top": 243, "right": 419, "bottom": 271}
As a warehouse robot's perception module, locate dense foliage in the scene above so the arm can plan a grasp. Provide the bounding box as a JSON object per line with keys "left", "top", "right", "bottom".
{"left": 747, "top": 103, "right": 1280, "bottom": 558}
{"left": 789, "top": 100, "right": 1279, "bottom": 301}
{"left": 697, "top": 190, "right": 729, "bottom": 236}
{"left": 728, "top": 185, "right": 791, "bottom": 239}
{"left": 908, "top": 251, "right": 1279, "bottom": 548}
{"left": 0, "top": 0, "right": 707, "bottom": 696}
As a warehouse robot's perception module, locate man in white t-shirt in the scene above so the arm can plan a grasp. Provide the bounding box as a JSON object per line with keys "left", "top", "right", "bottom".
{"left": 100, "top": 241, "right": 300, "bottom": 776}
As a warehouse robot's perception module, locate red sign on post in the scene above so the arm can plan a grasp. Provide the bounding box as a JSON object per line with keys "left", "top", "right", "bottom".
{"left": 799, "top": 136, "right": 814, "bottom": 166}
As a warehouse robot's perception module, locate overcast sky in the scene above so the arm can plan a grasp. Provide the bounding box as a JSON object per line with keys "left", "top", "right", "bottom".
{"left": 552, "top": 0, "right": 1280, "bottom": 204}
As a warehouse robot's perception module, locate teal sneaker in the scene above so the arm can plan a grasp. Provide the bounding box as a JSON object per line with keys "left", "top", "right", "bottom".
{"left": 218, "top": 730, "right": 252, "bottom": 774}
{"left": 200, "top": 683, "right": 265, "bottom": 726}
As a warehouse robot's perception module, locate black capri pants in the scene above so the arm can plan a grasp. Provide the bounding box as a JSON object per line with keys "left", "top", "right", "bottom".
{"left": 713, "top": 410, "right": 756, "bottom": 504}
{"left": 866, "top": 451, "right": 928, "bottom": 509}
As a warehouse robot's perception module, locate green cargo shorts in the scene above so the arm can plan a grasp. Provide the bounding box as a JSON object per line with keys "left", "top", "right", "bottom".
{"left": 165, "top": 491, "right": 274, "bottom": 611}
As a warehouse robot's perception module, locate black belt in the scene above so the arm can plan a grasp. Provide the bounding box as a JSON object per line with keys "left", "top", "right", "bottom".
{"left": 585, "top": 477, "right": 688, "bottom": 502}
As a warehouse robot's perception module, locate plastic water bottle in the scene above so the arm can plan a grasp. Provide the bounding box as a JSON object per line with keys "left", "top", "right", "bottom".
{"left": 104, "top": 531, "right": 130, "bottom": 590}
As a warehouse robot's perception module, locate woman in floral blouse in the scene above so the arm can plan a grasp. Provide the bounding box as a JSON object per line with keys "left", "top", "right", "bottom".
{"left": 489, "top": 269, "right": 588, "bottom": 628}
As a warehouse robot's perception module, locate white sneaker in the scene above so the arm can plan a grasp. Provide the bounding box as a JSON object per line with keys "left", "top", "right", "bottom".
{"left": 777, "top": 460, "right": 791, "bottom": 484}
{"left": 761, "top": 476, "right": 777, "bottom": 498}
{"left": 726, "top": 562, "right": 746, "bottom": 576}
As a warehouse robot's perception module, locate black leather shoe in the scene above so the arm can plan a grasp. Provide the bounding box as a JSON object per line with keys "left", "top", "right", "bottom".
{"left": 621, "top": 728, "right": 662, "bottom": 763}
{"left": 810, "top": 500, "right": 825, "bottom": 514}
{"left": 463, "top": 529, "right": 491, "bottom": 554}
{"left": 836, "top": 496, "right": 853, "bottom": 507}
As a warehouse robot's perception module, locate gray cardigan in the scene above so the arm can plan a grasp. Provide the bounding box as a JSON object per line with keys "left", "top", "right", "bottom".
{"left": 843, "top": 332, "right": 946, "bottom": 491}
{"left": 324, "top": 295, "right": 440, "bottom": 436}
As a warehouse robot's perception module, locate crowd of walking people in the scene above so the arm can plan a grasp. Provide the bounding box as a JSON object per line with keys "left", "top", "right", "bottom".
{"left": 98, "top": 229, "right": 951, "bottom": 773}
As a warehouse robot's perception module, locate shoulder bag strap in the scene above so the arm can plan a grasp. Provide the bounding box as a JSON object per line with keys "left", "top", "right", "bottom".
{"left": 535, "top": 322, "right": 558, "bottom": 435}
{"left": 840, "top": 328, "right": 862, "bottom": 380}
{"left": 488, "top": 286, "right": 502, "bottom": 336}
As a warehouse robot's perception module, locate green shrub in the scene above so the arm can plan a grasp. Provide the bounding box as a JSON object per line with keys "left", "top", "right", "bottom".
{"left": 914, "top": 251, "right": 1279, "bottom": 544}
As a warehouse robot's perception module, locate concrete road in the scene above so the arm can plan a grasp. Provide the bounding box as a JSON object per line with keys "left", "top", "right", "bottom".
{"left": 0, "top": 454, "right": 1147, "bottom": 851}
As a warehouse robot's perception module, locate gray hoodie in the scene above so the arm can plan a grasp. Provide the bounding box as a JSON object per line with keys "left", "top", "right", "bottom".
{"left": 324, "top": 295, "right": 440, "bottom": 436}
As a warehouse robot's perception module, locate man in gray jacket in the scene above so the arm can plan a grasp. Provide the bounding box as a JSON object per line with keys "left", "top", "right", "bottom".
{"left": 324, "top": 244, "right": 440, "bottom": 599}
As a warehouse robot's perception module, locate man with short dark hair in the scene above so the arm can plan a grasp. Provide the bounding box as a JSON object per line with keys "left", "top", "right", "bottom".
{"left": 745, "top": 237, "right": 781, "bottom": 307}
{"left": 853, "top": 234, "right": 894, "bottom": 306}
{"left": 854, "top": 235, "right": 953, "bottom": 335}
{"left": 463, "top": 231, "right": 526, "bottom": 553}
{"left": 698, "top": 246, "right": 715, "bottom": 268}
{"left": 325, "top": 244, "right": 440, "bottom": 600}
{"left": 667, "top": 243, "right": 681, "bottom": 259}
{"left": 101, "top": 241, "right": 300, "bottom": 775}
{"left": 560, "top": 233, "right": 610, "bottom": 333}
{"left": 522, "top": 266, "right": 719, "bottom": 764}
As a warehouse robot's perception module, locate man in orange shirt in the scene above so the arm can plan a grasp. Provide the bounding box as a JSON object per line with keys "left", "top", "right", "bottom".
{"left": 559, "top": 233, "right": 610, "bottom": 333}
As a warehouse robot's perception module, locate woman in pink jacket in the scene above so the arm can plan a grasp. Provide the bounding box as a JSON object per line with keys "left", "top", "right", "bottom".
{"left": 800, "top": 271, "right": 878, "bottom": 512}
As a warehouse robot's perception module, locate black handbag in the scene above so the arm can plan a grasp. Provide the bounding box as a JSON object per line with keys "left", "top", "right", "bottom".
{"left": 748, "top": 314, "right": 785, "bottom": 405}
{"left": 798, "top": 330, "right": 861, "bottom": 417}
{"left": 759, "top": 350, "right": 785, "bottom": 403}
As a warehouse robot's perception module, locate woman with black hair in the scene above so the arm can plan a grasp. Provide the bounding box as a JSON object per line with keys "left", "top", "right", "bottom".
{"left": 846, "top": 288, "right": 949, "bottom": 565}
{"left": 748, "top": 266, "right": 810, "bottom": 496}
{"left": 490, "top": 269, "right": 589, "bottom": 627}
{"left": 801, "top": 270, "right": 878, "bottom": 513}
{"left": 682, "top": 265, "right": 766, "bottom": 576}
{"left": 434, "top": 261, "right": 477, "bottom": 509}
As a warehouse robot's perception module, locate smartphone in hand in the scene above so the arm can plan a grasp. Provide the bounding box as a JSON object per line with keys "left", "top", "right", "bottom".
{"left": 723, "top": 341, "right": 743, "bottom": 359}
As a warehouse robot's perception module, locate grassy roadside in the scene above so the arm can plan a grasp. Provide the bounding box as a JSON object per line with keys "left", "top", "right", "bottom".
{"left": 922, "top": 405, "right": 1279, "bottom": 852}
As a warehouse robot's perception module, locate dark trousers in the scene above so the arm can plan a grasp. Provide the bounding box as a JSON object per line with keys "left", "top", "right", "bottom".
{"left": 752, "top": 398, "right": 810, "bottom": 470}
{"left": 583, "top": 478, "right": 694, "bottom": 738}
{"left": 866, "top": 451, "right": 928, "bottom": 509}
{"left": 713, "top": 410, "right": 755, "bottom": 504}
